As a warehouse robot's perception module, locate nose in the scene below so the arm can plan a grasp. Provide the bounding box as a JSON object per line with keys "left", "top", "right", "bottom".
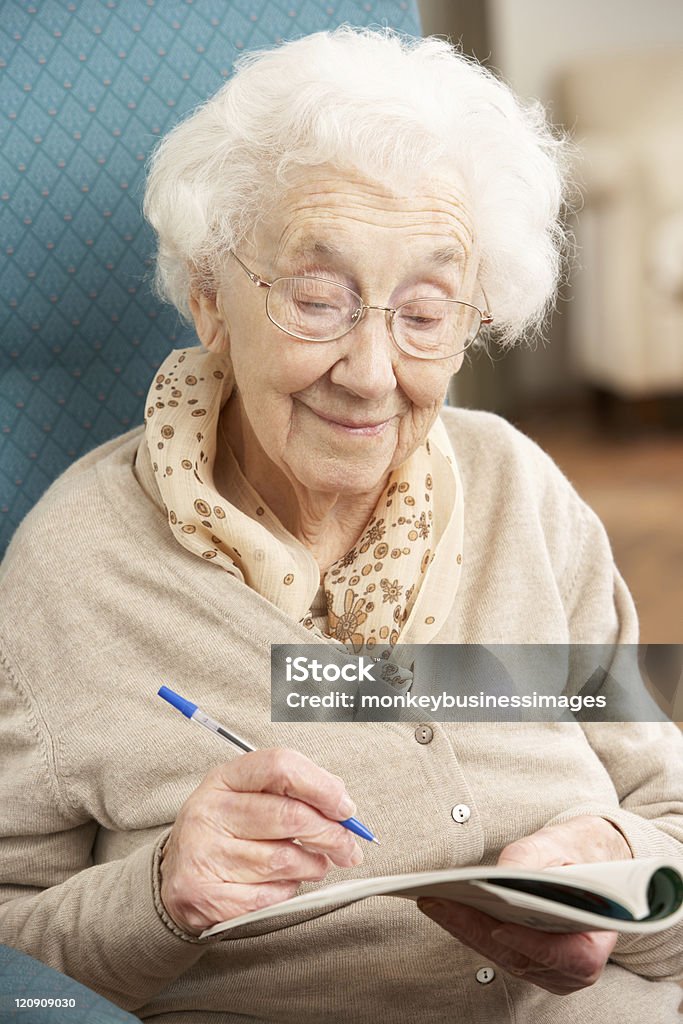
{"left": 328, "top": 306, "right": 398, "bottom": 400}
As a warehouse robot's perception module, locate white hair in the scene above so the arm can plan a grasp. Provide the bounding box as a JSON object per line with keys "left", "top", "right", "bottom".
{"left": 143, "top": 27, "right": 570, "bottom": 344}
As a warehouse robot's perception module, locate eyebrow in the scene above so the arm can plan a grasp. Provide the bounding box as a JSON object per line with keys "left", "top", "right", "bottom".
{"left": 288, "top": 239, "right": 466, "bottom": 268}
{"left": 288, "top": 240, "right": 345, "bottom": 263}
{"left": 428, "top": 244, "right": 466, "bottom": 267}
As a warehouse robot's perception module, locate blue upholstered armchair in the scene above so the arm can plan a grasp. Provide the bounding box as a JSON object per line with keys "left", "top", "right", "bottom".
{"left": 0, "top": 0, "right": 421, "bottom": 558}
{"left": 0, "top": 1, "right": 421, "bottom": 1005}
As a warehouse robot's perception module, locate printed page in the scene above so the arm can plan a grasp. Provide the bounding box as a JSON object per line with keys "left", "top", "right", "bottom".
{"left": 200, "top": 858, "right": 683, "bottom": 939}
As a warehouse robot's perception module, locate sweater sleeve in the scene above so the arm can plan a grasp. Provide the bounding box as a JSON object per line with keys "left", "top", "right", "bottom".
{"left": 545, "top": 506, "right": 683, "bottom": 980}
{"left": 0, "top": 646, "right": 207, "bottom": 1012}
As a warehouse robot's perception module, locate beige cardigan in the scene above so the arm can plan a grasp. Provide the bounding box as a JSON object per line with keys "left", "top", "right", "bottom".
{"left": 0, "top": 408, "right": 682, "bottom": 1023}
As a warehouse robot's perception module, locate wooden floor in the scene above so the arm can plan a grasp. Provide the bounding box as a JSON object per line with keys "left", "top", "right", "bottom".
{"left": 515, "top": 412, "right": 683, "bottom": 645}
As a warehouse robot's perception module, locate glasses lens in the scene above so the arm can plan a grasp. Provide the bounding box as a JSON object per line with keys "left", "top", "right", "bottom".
{"left": 268, "top": 278, "right": 359, "bottom": 341}
{"left": 393, "top": 300, "right": 482, "bottom": 359}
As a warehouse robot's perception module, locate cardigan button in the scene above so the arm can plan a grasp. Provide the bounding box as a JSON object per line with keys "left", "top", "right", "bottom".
{"left": 451, "top": 804, "right": 471, "bottom": 823}
{"left": 414, "top": 724, "right": 433, "bottom": 744}
{"left": 475, "top": 966, "right": 496, "bottom": 985}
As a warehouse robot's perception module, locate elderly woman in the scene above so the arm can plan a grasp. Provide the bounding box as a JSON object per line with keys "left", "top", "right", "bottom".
{"left": 0, "top": 27, "right": 681, "bottom": 1024}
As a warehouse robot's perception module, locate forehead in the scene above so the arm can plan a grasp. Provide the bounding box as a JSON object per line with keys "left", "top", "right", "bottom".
{"left": 255, "top": 168, "right": 476, "bottom": 265}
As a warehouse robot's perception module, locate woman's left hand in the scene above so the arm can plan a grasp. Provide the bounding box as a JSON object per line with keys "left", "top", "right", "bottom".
{"left": 418, "top": 815, "right": 632, "bottom": 995}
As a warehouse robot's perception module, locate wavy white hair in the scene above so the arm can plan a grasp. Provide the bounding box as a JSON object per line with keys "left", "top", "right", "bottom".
{"left": 143, "top": 27, "right": 570, "bottom": 344}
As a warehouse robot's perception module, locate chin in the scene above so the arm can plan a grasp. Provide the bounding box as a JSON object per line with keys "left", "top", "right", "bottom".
{"left": 296, "top": 457, "right": 391, "bottom": 496}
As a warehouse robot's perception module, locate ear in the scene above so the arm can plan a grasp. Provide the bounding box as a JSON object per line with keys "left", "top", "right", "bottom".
{"left": 188, "top": 290, "right": 230, "bottom": 355}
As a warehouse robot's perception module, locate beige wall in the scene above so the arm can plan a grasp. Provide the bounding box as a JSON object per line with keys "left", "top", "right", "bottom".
{"left": 489, "top": 0, "right": 683, "bottom": 406}
{"left": 418, "top": 0, "right": 683, "bottom": 412}
{"left": 419, "top": 0, "right": 683, "bottom": 409}
{"left": 417, "top": 0, "right": 489, "bottom": 58}
{"left": 488, "top": 0, "right": 683, "bottom": 101}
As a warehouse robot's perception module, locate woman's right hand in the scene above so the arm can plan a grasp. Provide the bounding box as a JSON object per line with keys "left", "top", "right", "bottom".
{"left": 159, "top": 748, "right": 364, "bottom": 935}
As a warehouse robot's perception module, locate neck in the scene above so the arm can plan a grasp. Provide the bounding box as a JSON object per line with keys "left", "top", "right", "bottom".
{"left": 219, "top": 396, "right": 386, "bottom": 571}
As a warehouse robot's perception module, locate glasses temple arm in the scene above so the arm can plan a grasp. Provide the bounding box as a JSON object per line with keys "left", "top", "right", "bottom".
{"left": 229, "top": 250, "right": 270, "bottom": 287}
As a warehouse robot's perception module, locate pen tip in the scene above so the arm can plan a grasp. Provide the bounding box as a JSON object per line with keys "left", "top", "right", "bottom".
{"left": 372, "top": 837, "right": 382, "bottom": 846}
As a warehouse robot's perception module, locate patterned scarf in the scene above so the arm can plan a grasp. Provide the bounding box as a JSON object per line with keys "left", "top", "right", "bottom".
{"left": 145, "top": 347, "right": 464, "bottom": 650}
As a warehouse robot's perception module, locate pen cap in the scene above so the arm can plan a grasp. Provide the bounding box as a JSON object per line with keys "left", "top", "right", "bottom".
{"left": 158, "top": 686, "right": 198, "bottom": 719}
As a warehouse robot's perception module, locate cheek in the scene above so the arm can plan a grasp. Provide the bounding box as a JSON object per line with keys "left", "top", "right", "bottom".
{"left": 231, "top": 323, "right": 336, "bottom": 400}
{"left": 272, "top": 347, "right": 339, "bottom": 397}
{"left": 398, "top": 361, "right": 453, "bottom": 413}
{"left": 390, "top": 364, "right": 452, "bottom": 467}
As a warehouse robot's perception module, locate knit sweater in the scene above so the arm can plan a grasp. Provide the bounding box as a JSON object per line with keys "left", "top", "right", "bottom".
{"left": 0, "top": 408, "right": 682, "bottom": 1023}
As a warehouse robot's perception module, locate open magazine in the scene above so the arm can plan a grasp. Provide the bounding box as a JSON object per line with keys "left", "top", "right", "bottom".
{"left": 200, "top": 857, "right": 683, "bottom": 939}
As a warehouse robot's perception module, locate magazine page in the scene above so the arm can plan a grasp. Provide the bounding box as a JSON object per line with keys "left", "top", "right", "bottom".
{"left": 200, "top": 858, "right": 683, "bottom": 939}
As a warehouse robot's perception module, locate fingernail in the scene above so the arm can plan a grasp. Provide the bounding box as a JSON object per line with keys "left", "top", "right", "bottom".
{"left": 491, "top": 928, "right": 513, "bottom": 945}
{"left": 338, "top": 793, "right": 357, "bottom": 818}
{"left": 349, "top": 844, "right": 363, "bottom": 866}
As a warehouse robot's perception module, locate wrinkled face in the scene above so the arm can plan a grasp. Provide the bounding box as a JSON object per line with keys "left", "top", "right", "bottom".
{"left": 208, "top": 167, "right": 479, "bottom": 496}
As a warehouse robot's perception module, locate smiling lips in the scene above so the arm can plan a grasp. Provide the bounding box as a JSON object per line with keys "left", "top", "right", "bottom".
{"left": 308, "top": 406, "right": 395, "bottom": 436}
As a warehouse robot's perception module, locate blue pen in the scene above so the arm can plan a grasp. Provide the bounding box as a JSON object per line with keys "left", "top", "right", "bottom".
{"left": 158, "top": 685, "right": 380, "bottom": 845}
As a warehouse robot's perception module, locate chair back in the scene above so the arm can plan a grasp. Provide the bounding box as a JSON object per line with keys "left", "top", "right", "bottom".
{"left": 0, "top": 1, "right": 421, "bottom": 556}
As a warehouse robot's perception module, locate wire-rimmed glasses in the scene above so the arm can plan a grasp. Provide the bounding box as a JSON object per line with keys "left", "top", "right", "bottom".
{"left": 230, "top": 252, "right": 493, "bottom": 361}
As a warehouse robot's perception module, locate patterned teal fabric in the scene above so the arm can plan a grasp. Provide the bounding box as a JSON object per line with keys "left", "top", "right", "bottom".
{"left": 0, "top": 0, "right": 421, "bottom": 556}
{"left": 0, "top": 944, "right": 138, "bottom": 1022}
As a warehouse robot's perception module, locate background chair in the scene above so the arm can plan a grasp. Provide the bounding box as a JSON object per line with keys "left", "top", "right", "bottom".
{"left": 1, "top": 0, "right": 421, "bottom": 1008}
{"left": 0, "top": 0, "right": 421, "bottom": 557}
{"left": 0, "top": 943, "right": 138, "bottom": 1023}
{"left": 556, "top": 50, "right": 683, "bottom": 401}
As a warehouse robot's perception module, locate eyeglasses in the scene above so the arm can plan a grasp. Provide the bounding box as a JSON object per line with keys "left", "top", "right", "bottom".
{"left": 230, "top": 252, "right": 493, "bottom": 361}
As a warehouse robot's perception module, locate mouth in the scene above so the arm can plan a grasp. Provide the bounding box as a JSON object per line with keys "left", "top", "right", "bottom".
{"left": 306, "top": 406, "right": 394, "bottom": 436}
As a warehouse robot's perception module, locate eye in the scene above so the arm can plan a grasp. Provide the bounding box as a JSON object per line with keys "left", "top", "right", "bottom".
{"left": 404, "top": 314, "right": 441, "bottom": 326}
{"left": 296, "top": 298, "right": 339, "bottom": 313}
{"left": 398, "top": 306, "right": 446, "bottom": 329}
{"left": 289, "top": 280, "right": 352, "bottom": 315}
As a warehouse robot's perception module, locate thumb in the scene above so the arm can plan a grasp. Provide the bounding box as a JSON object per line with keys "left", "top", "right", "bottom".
{"left": 497, "top": 825, "right": 569, "bottom": 871}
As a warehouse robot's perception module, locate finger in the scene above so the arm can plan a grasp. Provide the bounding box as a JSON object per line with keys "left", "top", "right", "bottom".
{"left": 497, "top": 817, "right": 631, "bottom": 870}
{"left": 206, "top": 748, "right": 356, "bottom": 822}
{"left": 418, "top": 900, "right": 537, "bottom": 974}
{"left": 419, "top": 899, "right": 616, "bottom": 992}
{"left": 207, "top": 838, "right": 336, "bottom": 885}
{"left": 166, "top": 877, "right": 301, "bottom": 935}
{"left": 206, "top": 790, "right": 363, "bottom": 865}
{"left": 497, "top": 829, "right": 569, "bottom": 870}
{"left": 491, "top": 923, "right": 618, "bottom": 980}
